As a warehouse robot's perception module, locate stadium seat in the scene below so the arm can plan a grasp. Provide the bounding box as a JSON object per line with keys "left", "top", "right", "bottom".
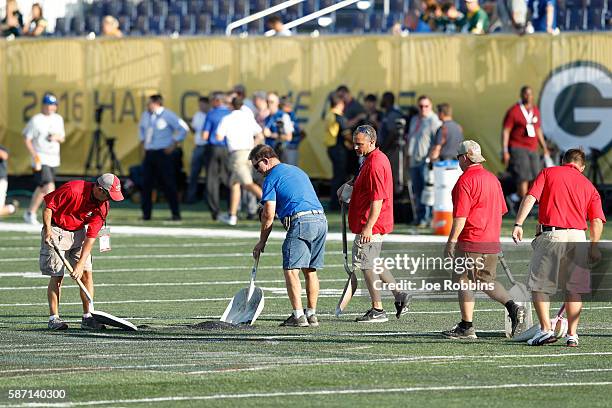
{"left": 120, "top": 0, "right": 136, "bottom": 18}
{"left": 165, "top": 13, "right": 181, "bottom": 33}
{"left": 196, "top": 13, "right": 212, "bottom": 34}
{"left": 54, "top": 17, "right": 67, "bottom": 36}
{"left": 85, "top": 15, "right": 101, "bottom": 34}
{"left": 235, "top": 0, "right": 250, "bottom": 16}
{"left": 320, "top": 0, "right": 334, "bottom": 9}
{"left": 118, "top": 14, "right": 132, "bottom": 34}
{"left": 218, "top": 0, "right": 233, "bottom": 17}
{"left": 335, "top": 10, "right": 366, "bottom": 33}
{"left": 186, "top": 0, "right": 201, "bottom": 15}
{"left": 251, "top": 0, "right": 270, "bottom": 12}
{"left": 286, "top": 2, "right": 302, "bottom": 16}
{"left": 136, "top": 1, "right": 151, "bottom": 16}
{"left": 202, "top": 0, "right": 217, "bottom": 15}
{"left": 303, "top": 0, "right": 317, "bottom": 15}
{"left": 368, "top": 11, "right": 384, "bottom": 32}
{"left": 248, "top": 18, "right": 263, "bottom": 33}
{"left": 133, "top": 15, "right": 150, "bottom": 35}
{"left": 151, "top": 1, "right": 169, "bottom": 17}
{"left": 181, "top": 14, "right": 196, "bottom": 34}
{"left": 169, "top": 1, "right": 187, "bottom": 16}
{"left": 148, "top": 15, "right": 165, "bottom": 34}
{"left": 212, "top": 15, "right": 230, "bottom": 33}
{"left": 70, "top": 16, "right": 86, "bottom": 36}
{"left": 389, "top": 0, "right": 406, "bottom": 13}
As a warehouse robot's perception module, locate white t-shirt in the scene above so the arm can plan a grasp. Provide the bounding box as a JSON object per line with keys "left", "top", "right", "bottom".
{"left": 22, "top": 112, "right": 65, "bottom": 167}
{"left": 216, "top": 110, "right": 262, "bottom": 153}
{"left": 191, "top": 111, "right": 207, "bottom": 146}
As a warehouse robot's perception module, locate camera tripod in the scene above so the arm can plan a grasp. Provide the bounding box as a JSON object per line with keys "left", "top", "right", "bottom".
{"left": 84, "top": 107, "right": 123, "bottom": 176}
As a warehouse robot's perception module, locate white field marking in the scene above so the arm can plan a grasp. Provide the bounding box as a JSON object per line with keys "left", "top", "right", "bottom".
{"left": 3, "top": 382, "right": 612, "bottom": 407}
{"left": 566, "top": 368, "right": 612, "bottom": 373}
{"left": 0, "top": 242, "right": 258, "bottom": 251}
{"left": 498, "top": 364, "right": 566, "bottom": 368}
{"left": 0, "top": 363, "right": 200, "bottom": 375}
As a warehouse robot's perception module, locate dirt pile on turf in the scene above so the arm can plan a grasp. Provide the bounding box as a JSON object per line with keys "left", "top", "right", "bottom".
{"left": 189, "top": 321, "right": 255, "bottom": 330}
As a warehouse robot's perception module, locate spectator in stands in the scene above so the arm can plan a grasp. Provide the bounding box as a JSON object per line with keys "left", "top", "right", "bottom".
{"left": 0, "top": 145, "right": 17, "bottom": 217}
{"left": 324, "top": 93, "right": 350, "bottom": 212}
{"left": 509, "top": 0, "right": 528, "bottom": 32}
{"left": 407, "top": 95, "right": 442, "bottom": 227}
{"left": 336, "top": 85, "right": 365, "bottom": 178}
{"left": 253, "top": 91, "right": 270, "bottom": 128}
{"left": 527, "top": 0, "right": 557, "bottom": 34}
{"left": 280, "top": 96, "right": 301, "bottom": 166}
{"left": 202, "top": 92, "right": 231, "bottom": 220}
{"left": 1, "top": 0, "right": 23, "bottom": 37}
{"left": 23, "top": 3, "right": 46, "bottom": 36}
{"left": 438, "top": 3, "right": 463, "bottom": 33}
{"left": 459, "top": 0, "right": 489, "bottom": 34}
{"left": 429, "top": 103, "right": 464, "bottom": 162}
{"left": 102, "top": 15, "right": 123, "bottom": 38}
{"left": 263, "top": 92, "right": 294, "bottom": 162}
{"left": 390, "top": 22, "right": 407, "bottom": 36}
{"left": 421, "top": 0, "right": 443, "bottom": 31}
{"left": 216, "top": 97, "right": 263, "bottom": 226}
{"left": 23, "top": 94, "right": 65, "bottom": 225}
{"left": 138, "top": 94, "right": 188, "bottom": 221}
{"left": 405, "top": 9, "right": 432, "bottom": 33}
{"left": 267, "top": 15, "right": 292, "bottom": 36}
{"left": 233, "top": 84, "right": 256, "bottom": 113}
{"left": 361, "top": 94, "right": 382, "bottom": 130}
{"left": 186, "top": 96, "right": 210, "bottom": 204}
{"left": 378, "top": 92, "right": 405, "bottom": 195}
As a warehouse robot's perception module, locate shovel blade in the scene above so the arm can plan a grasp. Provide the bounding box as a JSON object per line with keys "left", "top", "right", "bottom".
{"left": 220, "top": 287, "right": 265, "bottom": 325}
{"left": 335, "top": 273, "right": 358, "bottom": 317}
{"left": 92, "top": 310, "right": 138, "bottom": 331}
{"left": 505, "top": 283, "right": 533, "bottom": 338}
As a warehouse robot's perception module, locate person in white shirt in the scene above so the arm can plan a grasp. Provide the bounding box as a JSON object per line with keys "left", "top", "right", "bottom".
{"left": 22, "top": 93, "right": 65, "bottom": 225}
{"left": 186, "top": 96, "right": 210, "bottom": 204}
{"left": 216, "top": 97, "right": 264, "bottom": 226}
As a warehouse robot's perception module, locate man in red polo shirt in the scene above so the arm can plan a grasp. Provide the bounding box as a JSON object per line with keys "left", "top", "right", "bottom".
{"left": 502, "top": 86, "right": 550, "bottom": 203}
{"left": 513, "top": 149, "right": 605, "bottom": 347}
{"left": 443, "top": 141, "right": 526, "bottom": 339}
{"left": 40, "top": 173, "right": 124, "bottom": 330}
{"left": 340, "top": 125, "right": 410, "bottom": 323}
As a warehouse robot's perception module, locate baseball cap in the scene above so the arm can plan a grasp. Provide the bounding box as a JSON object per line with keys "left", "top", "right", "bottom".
{"left": 42, "top": 94, "right": 58, "bottom": 105}
{"left": 97, "top": 173, "right": 124, "bottom": 201}
{"left": 457, "top": 140, "right": 486, "bottom": 163}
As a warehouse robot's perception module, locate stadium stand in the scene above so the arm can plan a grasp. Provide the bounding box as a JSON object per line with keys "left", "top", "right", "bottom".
{"left": 14, "top": 0, "right": 612, "bottom": 37}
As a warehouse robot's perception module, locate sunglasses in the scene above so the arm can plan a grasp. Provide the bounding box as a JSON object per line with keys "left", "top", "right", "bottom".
{"left": 419, "top": 104, "right": 431, "bottom": 109}
{"left": 253, "top": 158, "right": 267, "bottom": 169}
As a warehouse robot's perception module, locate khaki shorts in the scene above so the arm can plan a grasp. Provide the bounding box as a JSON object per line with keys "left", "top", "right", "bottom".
{"left": 40, "top": 226, "right": 93, "bottom": 277}
{"left": 528, "top": 229, "right": 589, "bottom": 295}
{"left": 454, "top": 251, "right": 498, "bottom": 283}
{"left": 229, "top": 150, "right": 254, "bottom": 185}
{"left": 352, "top": 234, "right": 384, "bottom": 270}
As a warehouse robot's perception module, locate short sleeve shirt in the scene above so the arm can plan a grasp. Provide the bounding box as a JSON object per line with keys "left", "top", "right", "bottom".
{"left": 44, "top": 180, "right": 109, "bottom": 238}
{"left": 261, "top": 163, "right": 323, "bottom": 219}
{"left": 528, "top": 163, "right": 606, "bottom": 229}
{"left": 0, "top": 145, "right": 8, "bottom": 179}
{"left": 22, "top": 112, "right": 65, "bottom": 167}
{"left": 348, "top": 149, "right": 394, "bottom": 235}
{"left": 503, "top": 103, "right": 541, "bottom": 151}
{"left": 452, "top": 164, "right": 508, "bottom": 253}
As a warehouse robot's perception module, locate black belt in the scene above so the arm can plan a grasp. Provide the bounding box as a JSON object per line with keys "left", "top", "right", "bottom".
{"left": 541, "top": 226, "right": 570, "bottom": 232}
{"left": 51, "top": 222, "right": 79, "bottom": 232}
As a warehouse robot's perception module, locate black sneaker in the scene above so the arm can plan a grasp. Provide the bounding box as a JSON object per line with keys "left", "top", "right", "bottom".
{"left": 394, "top": 292, "right": 411, "bottom": 319}
{"left": 81, "top": 317, "right": 106, "bottom": 330}
{"left": 279, "top": 314, "right": 309, "bottom": 327}
{"left": 48, "top": 317, "right": 68, "bottom": 330}
{"left": 355, "top": 308, "right": 388, "bottom": 323}
{"left": 508, "top": 304, "right": 527, "bottom": 337}
{"left": 442, "top": 323, "right": 477, "bottom": 339}
{"left": 527, "top": 330, "right": 557, "bottom": 346}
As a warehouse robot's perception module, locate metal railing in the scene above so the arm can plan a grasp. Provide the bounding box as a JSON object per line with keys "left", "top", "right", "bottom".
{"left": 225, "top": 0, "right": 305, "bottom": 36}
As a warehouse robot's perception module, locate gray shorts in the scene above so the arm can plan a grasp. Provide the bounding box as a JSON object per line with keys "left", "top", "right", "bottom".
{"left": 509, "top": 147, "right": 541, "bottom": 183}
{"left": 352, "top": 234, "right": 384, "bottom": 270}
{"left": 282, "top": 213, "right": 327, "bottom": 270}
{"left": 40, "top": 226, "right": 93, "bottom": 277}
{"left": 34, "top": 165, "right": 56, "bottom": 187}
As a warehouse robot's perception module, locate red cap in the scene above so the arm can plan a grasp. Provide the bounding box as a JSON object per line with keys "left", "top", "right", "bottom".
{"left": 97, "top": 173, "right": 124, "bottom": 201}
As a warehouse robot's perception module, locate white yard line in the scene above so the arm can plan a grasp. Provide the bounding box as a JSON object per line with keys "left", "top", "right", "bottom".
{"left": 2, "top": 382, "right": 612, "bottom": 407}
{"left": 499, "top": 364, "right": 566, "bottom": 368}
{"left": 0, "top": 252, "right": 344, "bottom": 262}
{"left": 566, "top": 368, "right": 612, "bottom": 373}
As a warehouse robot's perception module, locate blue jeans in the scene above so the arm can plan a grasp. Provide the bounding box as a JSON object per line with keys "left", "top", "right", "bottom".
{"left": 282, "top": 214, "right": 328, "bottom": 270}
{"left": 186, "top": 145, "right": 209, "bottom": 203}
{"left": 410, "top": 163, "right": 431, "bottom": 224}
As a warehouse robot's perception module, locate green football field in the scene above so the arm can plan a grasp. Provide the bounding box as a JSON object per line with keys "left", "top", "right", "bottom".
{"left": 1, "top": 206, "right": 611, "bottom": 407}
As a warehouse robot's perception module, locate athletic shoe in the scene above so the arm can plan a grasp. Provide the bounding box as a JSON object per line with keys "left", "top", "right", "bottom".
{"left": 279, "top": 314, "right": 309, "bottom": 327}
{"left": 442, "top": 323, "right": 477, "bottom": 339}
{"left": 306, "top": 314, "right": 319, "bottom": 327}
{"left": 23, "top": 211, "right": 40, "bottom": 225}
{"left": 219, "top": 214, "right": 237, "bottom": 226}
{"left": 81, "top": 317, "right": 106, "bottom": 330}
{"left": 355, "top": 308, "right": 388, "bottom": 323}
{"left": 509, "top": 304, "right": 527, "bottom": 337}
{"left": 566, "top": 335, "right": 579, "bottom": 348}
{"left": 394, "top": 292, "right": 411, "bottom": 319}
{"left": 48, "top": 317, "right": 68, "bottom": 330}
{"left": 527, "top": 330, "right": 557, "bottom": 346}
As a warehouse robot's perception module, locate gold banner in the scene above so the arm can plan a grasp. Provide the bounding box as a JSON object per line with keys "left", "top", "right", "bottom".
{"left": 1, "top": 34, "right": 610, "bottom": 180}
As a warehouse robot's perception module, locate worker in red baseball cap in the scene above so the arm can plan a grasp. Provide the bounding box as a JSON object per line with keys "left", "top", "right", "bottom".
{"left": 39, "top": 173, "right": 123, "bottom": 330}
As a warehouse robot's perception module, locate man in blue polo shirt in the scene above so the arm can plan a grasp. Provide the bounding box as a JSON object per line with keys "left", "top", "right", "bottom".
{"left": 202, "top": 92, "right": 231, "bottom": 220}
{"left": 250, "top": 144, "right": 327, "bottom": 327}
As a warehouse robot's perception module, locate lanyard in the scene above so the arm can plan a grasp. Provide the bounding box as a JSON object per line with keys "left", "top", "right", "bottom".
{"left": 519, "top": 103, "right": 534, "bottom": 124}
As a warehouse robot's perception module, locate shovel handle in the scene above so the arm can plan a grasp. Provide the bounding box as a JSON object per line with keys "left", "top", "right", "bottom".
{"left": 498, "top": 252, "right": 517, "bottom": 285}
{"left": 50, "top": 241, "right": 94, "bottom": 304}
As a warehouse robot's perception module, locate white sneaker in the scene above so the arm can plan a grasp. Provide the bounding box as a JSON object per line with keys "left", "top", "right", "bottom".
{"left": 219, "top": 214, "right": 237, "bottom": 226}
{"left": 23, "top": 211, "right": 41, "bottom": 225}
{"left": 527, "top": 330, "right": 557, "bottom": 346}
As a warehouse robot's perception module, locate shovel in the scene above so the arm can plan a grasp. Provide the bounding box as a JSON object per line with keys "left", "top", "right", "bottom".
{"left": 335, "top": 202, "right": 359, "bottom": 317}
{"left": 220, "top": 257, "right": 265, "bottom": 325}
{"left": 51, "top": 241, "right": 137, "bottom": 331}
{"left": 499, "top": 252, "right": 533, "bottom": 339}
{"left": 513, "top": 304, "right": 566, "bottom": 343}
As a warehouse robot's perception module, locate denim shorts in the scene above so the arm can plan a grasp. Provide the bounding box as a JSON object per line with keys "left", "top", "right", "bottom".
{"left": 282, "top": 213, "right": 328, "bottom": 270}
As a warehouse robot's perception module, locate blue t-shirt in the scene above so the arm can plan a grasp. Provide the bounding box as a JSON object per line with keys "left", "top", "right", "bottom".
{"left": 528, "top": 0, "right": 556, "bottom": 32}
{"left": 203, "top": 106, "right": 231, "bottom": 146}
{"left": 261, "top": 163, "right": 323, "bottom": 219}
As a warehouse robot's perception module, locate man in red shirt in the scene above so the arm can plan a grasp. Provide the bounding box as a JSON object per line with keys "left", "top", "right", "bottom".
{"left": 513, "top": 149, "right": 605, "bottom": 347}
{"left": 501, "top": 86, "right": 550, "bottom": 203}
{"left": 340, "top": 125, "right": 409, "bottom": 323}
{"left": 40, "top": 173, "right": 124, "bottom": 330}
{"left": 443, "top": 141, "right": 526, "bottom": 339}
